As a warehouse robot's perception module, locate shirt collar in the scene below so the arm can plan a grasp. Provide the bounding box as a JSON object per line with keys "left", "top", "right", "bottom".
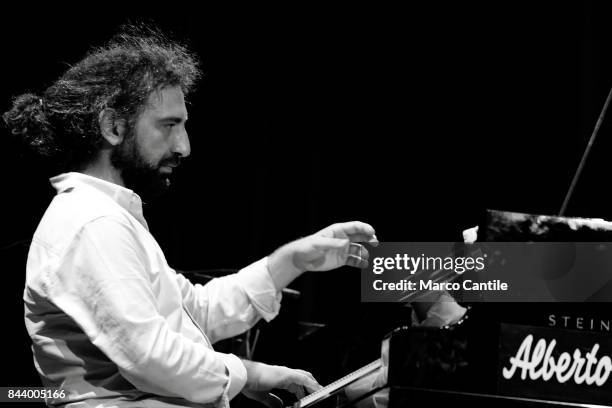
{"left": 50, "top": 172, "right": 148, "bottom": 228}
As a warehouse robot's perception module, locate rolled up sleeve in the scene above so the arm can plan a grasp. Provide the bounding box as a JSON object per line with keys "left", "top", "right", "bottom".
{"left": 217, "top": 352, "right": 247, "bottom": 399}
{"left": 176, "top": 257, "right": 282, "bottom": 344}
{"left": 234, "top": 257, "right": 282, "bottom": 322}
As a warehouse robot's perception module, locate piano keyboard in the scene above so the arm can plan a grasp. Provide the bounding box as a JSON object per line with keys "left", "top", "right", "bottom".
{"left": 295, "top": 359, "right": 382, "bottom": 408}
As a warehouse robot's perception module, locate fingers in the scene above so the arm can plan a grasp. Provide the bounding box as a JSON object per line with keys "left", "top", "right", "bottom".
{"left": 287, "top": 383, "right": 306, "bottom": 399}
{"left": 334, "top": 221, "right": 375, "bottom": 236}
{"left": 319, "top": 221, "right": 379, "bottom": 246}
{"left": 283, "top": 369, "right": 321, "bottom": 398}
{"left": 294, "top": 369, "right": 323, "bottom": 393}
{"left": 310, "top": 237, "right": 370, "bottom": 269}
{"left": 347, "top": 233, "right": 379, "bottom": 246}
{"left": 347, "top": 242, "right": 369, "bottom": 268}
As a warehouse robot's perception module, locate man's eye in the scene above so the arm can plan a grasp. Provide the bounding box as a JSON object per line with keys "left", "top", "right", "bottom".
{"left": 164, "top": 123, "right": 176, "bottom": 129}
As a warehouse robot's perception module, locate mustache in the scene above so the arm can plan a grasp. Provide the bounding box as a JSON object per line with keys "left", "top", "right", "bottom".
{"left": 158, "top": 155, "right": 182, "bottom": 168}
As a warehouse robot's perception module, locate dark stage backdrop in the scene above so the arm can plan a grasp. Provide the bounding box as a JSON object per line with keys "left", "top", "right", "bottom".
{"left": 2, "top": 2, "right": 612, "bottom": 389}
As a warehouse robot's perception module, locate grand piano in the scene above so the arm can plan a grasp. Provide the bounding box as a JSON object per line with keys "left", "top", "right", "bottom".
{"left": 286, "top": 210, "right": 612, "bottom": 408}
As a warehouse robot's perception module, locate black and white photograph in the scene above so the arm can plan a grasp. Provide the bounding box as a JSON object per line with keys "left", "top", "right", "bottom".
{"left": 2, "top": 3, "right": 612, "bottom": 407}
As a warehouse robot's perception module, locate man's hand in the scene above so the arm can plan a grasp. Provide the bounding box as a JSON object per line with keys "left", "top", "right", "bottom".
{"left": 242, "top": 360, "right": 322, "bottom": 399}
{"left": 267, "top": 221, "right": 378, "bottom": 291}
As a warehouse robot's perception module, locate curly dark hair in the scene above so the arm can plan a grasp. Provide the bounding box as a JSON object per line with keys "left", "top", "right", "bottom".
{"left": 3, "top": 23, "right": 201, "bottom": 172}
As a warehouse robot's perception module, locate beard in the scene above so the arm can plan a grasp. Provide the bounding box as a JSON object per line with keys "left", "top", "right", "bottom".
{"left": 110, "top": 132, "right": 179, "bottom": 202}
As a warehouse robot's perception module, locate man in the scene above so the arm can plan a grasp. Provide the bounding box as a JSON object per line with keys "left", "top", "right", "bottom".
{"left": 4, "top": 26, "right": 377, "bottom": 407}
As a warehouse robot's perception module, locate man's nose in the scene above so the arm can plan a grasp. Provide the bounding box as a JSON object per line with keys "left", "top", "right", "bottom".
{"left": 173, "top": 128, "right": 191, "bottom": 158}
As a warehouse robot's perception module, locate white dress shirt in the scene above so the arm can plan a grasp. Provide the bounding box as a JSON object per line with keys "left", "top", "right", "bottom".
{"left": 24, "top": 172, "right": 282, "bottom": 407}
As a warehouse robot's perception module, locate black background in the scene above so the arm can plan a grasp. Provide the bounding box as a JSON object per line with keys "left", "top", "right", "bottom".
{"left": 2, "top": 2, "right": 612, "bottom": 397}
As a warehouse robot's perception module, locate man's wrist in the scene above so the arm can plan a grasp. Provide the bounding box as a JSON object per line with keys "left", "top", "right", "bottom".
{"left": 242, "top": 359, "right": 272, "bottom": 390}
{"left": 266, "top": 243, "right": 304, "bottom": 291}
{"left": 241, "top": 359, "right": 255, "bottom": 389}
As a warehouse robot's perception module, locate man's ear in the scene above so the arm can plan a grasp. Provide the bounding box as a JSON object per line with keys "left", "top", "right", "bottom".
{"left": 99, "top": 109, "right": 127, "bottom": 146}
